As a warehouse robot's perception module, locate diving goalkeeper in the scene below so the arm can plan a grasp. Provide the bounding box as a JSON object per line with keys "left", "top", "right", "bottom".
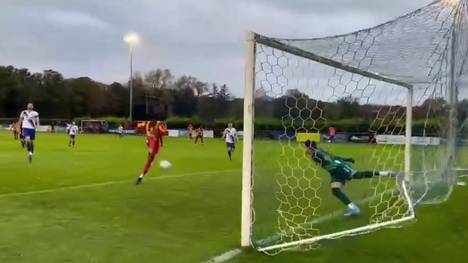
{"left": 304, "top": 140, "right": 396, "bottom": 216}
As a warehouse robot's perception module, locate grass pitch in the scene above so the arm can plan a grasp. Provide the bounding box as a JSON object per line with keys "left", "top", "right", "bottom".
{"left": 0, "top": 131, "right": 466, "bottom": 263}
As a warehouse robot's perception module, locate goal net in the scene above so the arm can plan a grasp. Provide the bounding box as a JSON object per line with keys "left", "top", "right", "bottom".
{"left": 242, "top": 0, "right": 467, "bottom": 254}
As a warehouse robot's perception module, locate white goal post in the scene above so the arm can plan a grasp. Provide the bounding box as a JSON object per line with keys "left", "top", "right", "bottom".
{"left": 241, "top": 31, "right": 256, "bottom": 247}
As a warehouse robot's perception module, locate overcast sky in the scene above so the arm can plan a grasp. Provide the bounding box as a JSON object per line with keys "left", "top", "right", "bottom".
{"left": 0, "top": 0, "right": 432, "bottom": 97}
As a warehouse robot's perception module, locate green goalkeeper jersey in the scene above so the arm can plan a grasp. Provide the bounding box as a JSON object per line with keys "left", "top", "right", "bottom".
{"left": 310, "top": 148, "right": 355, "bottom": 182}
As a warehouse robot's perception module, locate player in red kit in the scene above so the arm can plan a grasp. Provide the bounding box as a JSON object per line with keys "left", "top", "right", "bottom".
{"left": 136, "top": 121, "right": 168, "bottom": 185}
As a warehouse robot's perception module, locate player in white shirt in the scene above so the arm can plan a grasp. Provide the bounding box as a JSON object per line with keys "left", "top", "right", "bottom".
{"left": 117, "top": 125, "right": 124, "bottom": 138}
{"left": 68, "top": 122, "right": 79, "bottom": 147}
{"left": 222, "top": 123, "right": 238, "bottom": 160}
{"left": 19, "top": 103, "right": 39, "bottom": 163}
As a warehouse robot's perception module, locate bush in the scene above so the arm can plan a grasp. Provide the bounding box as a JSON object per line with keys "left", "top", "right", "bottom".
{"left": 73, "top": 116, "right": 128, "bottom": 128}
{"left": 213, "top": 118, "right": 238, "bottom": 129}
{"left": 129, "top": 116, "right": 445, "bottom": 135}
{"left": 165, "top": 116, "right": 205, "bottom": 129}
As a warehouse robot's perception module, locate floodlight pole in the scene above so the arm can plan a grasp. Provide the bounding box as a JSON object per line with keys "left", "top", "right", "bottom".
{"left": 241, "top": 31, "right": 256, "bottom": 248}
{"left": 129, "top": 46, "right": 134, "bottom": 122}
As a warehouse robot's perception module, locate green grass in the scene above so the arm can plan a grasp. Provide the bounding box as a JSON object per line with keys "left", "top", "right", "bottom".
{"left": 0, "top": 131, "right": 466, "bottom": 263}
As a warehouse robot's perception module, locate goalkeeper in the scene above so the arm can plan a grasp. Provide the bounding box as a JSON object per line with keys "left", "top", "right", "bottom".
{"left": 304, "top": 140, "right": 396, "bottom": 216}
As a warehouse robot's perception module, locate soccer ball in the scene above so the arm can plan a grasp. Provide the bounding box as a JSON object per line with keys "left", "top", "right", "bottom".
{"left": 159, "top": 160, "right": 172, "bottom": 169}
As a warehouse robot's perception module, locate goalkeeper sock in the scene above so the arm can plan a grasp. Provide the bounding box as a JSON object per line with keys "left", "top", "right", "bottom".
{"left": 380, "top": 171, "right": 398, "bottom": 177}
{"left": 332, "top": 188, "right": 351, "bottom": 206}
{"left": 353, "top": 171, "right": 379, "bottom": 179}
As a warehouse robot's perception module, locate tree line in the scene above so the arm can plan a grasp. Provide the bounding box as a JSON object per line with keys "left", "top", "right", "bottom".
{"left": 0, "top": 65, "right": 242, "bottom": 123}
{"left": 0, "top": 65, "right": 465, "bottom": 135}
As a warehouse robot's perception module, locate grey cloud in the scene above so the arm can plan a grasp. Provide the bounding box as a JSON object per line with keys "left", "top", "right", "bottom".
{"left": 253, "top": 0, "right": 431, "bottom": 15}
{"left": 44, "top": 9, "right": 110, "bottom": 29}
{"left": 0, "top": 0, "right": 433, "bottom": 97}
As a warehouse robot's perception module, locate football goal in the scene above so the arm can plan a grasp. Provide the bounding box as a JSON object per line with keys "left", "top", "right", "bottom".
{"left": 242, "top": 0, "right": 467, "bottom": 254}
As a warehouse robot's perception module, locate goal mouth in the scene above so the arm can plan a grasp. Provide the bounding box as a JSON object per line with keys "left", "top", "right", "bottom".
{"left": 243, "top": 0, "right": 466, "bottom": 254}
{"left": 254, "top": 180, "right": 415, "bottom": 253}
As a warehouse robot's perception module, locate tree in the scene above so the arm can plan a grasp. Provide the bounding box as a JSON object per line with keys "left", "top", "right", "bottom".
{"left": 336, "top": 95, "right": 360, "bottom": 119}
{"left": 107, "top": 82, "right": 128, "bottom": 116}
{"left": 217, "top": 84, "right": 231, "bottom": 101}
{"left": 174, "top": 75, "right": 208, "bottom": 96}
{"left": 145, "top": 69, "right": 173, "bottom": 89}
{"left": 172, "top": 87, "right": 197, "bottom": 117}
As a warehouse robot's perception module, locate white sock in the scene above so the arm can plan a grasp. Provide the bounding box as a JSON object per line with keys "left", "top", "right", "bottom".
{"left": 139, "top": 174, "right": 144, "bottom": 178}
{"left": 348, "top": 203, "right": 356, "bottom": 209}
{"left": 379, "top": 171, "right": 389, "bottom": 176}
{"left": 28, "top": 152, "right": 33, "bottom": 156}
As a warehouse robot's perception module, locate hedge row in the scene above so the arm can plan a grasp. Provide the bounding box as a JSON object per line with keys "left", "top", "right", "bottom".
{"left": 73, "top": 116, "right": 128, "bottom": 128}
{"left": 72, "top": 116, "right": 445, "bottom": 135}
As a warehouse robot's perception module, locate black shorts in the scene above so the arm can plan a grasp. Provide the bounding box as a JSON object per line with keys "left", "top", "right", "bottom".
{"left": 330, "top": 171, "right": 352, "bottom": 185}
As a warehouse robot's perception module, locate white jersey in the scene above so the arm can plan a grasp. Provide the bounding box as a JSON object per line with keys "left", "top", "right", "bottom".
{"left": 118, "top": 126, "right": 124, "bottom": 134}
{"left": 20, "top": 110, "right": 39, "bottom": 130}
{"left": 224, "top": 128, "right": 237, "bottom": 143}
{"left": 69, "top": 125, "right": 79, "bottom": 135}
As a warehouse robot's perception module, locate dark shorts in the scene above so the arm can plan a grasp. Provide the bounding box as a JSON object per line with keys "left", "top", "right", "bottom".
{"left": 70, "top": 134, "right": 76, "bottom": 139}
{"left": 23, "top": 128, "right": 36, "bottom": 140}
{"left": 226, "top": 142, "right": 235, "bottom": 149}
{"left": 330, "top": 170, "right": 352, "bottom": 184}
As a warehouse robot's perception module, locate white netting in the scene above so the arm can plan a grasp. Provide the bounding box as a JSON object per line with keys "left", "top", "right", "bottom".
{"left": 250, "top": 0, "right": 467, "bottom": 254}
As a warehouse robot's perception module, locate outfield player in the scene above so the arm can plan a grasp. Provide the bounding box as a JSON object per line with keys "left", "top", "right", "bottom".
{"left": 118, "top": 124, "right": 124, "bottom": 138}
{"left": 329, "top": 126, "right": 336, "bottom": 143}
{"left": 194, "top": 126, "right": 204, "bottom": 144}
{"left": 11, "top": 122, "right": 20, "bottom": 140}
{"left": 187, "top": 124, "right": 193, "bottom": 140}
{"left": 68, "top": 122, "right": 79, "bottom": 147}
{"left": 222, "top": 123, "right": 237, "bottom": 160}
{"left": 19, "top": 123, "right": 25, "bottom": 148}
{"left": 19, "top": 103, "right": 39, "bottom": 163}
{"left": 305, "top": 140, "right": 396, "bottom": 216}
{"left": 136, "top": 121, "right": 168, "bottom": 185}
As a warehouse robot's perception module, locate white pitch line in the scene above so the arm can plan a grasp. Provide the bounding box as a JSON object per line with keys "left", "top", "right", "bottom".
{"left": 0, "top": 169, "right": 240, "bottom": 198}
{"left": 204, "top": 248, "right": 242, "bottom": 263}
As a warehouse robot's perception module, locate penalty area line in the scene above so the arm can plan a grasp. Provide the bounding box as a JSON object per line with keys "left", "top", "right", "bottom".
{"left": 203, "top": 248, "right": 242, "bottom": 263}
{"left": 0, "top": 169, "right": 240, "bottom": 198}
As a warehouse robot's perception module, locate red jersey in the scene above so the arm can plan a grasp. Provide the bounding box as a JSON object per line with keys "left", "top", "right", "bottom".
{"left": 144, "top": 121, "right": 168, "bottom": 154}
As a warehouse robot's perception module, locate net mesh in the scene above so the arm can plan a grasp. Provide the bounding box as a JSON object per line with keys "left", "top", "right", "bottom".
{"left": 250, "top": 0, "right": 467, "bottom": 254}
